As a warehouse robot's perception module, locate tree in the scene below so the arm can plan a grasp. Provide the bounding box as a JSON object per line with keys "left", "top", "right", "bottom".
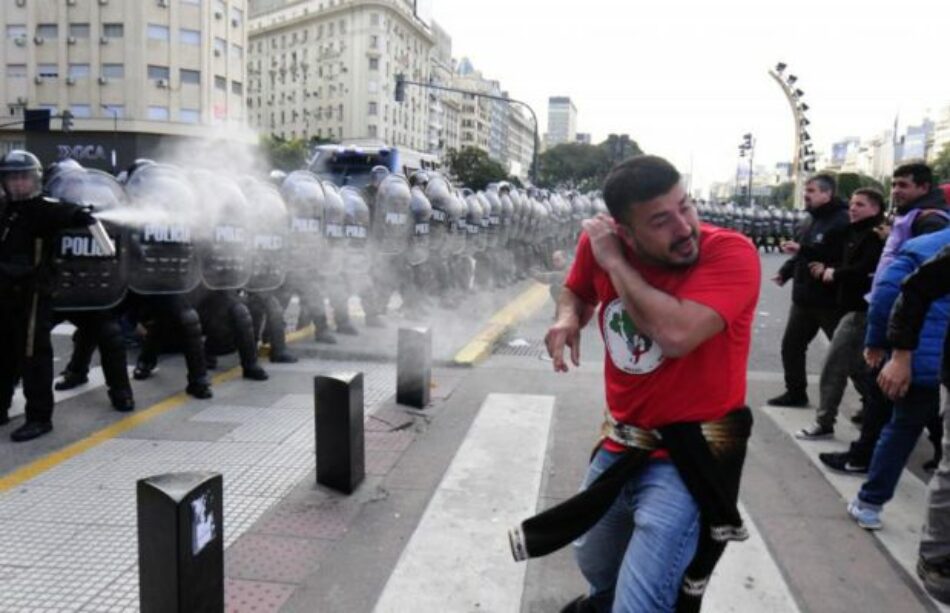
{"left": 933, "top": 142, "right": 950, "bottom": 184}
{"left": 770, "top": 182, "right": 796, "bottom": 208}
{"left": 814, "top": 169, "right": 885, "bottom": 201}
{"left": 538, "top": 136, "right": 643, "bottom": 191}
{"left": 259, "top": 134, "right": 309, "bottom": 171}
{"left": 445, "top": 146, "right": 509, "bottom": 191}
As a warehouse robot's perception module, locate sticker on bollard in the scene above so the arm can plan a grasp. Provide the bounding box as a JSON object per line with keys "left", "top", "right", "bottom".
{"left": 315, "top": 372, "right": 365, "bottom": 495}
{"left": 137, "top": 471, "right": 224, "bottom": 613}
{"left": 397, "top": 327, "right": 432, "bottom": 409}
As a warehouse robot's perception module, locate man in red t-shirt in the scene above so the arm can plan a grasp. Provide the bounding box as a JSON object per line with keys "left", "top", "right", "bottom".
{"left": 547, "top": 155, "right": 760, "bottom": 612}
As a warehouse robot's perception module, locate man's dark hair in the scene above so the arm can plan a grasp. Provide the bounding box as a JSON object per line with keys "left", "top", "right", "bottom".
{"left": 603, "top": 155, "right": 680, "bottom": 223}
{"left": 806, "top": 174, "right": 836, "bottom": 195}
{"left": 852, "top": 187, "right": 886, "bottom": 212}
{"left": 893, "top": 161, "right": 933, "bottom": 189}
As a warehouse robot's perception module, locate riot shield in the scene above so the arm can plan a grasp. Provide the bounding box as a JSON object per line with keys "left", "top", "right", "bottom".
{"left": 424, "top": 174, "right": 453, "bottom": 254}
{"left": 321, "top": 181, "right": 346, "bottom": 277}
{"left": 240, "top": 178, "right": 288, "bottom": 292}
{"left": 340, "top": 186, "right": 371, "bottom": 276}
{"left": 281, "top": 170, "right": 326, "bottom": 275}
{"left": 372, "top": 174, "right": 412, "bottom": 255}
{"left": 406, "top": 185, "right": 432, "bottom": 266}
{"left": 123, "top": 163, "right": 202, "bottom": 295}
{"left": 47, "top": 168, "right": 128, "bottom": 310}
{"left": 189, "top": 170, "right": 252, "bottom": 290}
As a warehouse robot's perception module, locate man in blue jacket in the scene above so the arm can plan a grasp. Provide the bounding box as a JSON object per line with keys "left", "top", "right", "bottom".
{"left": 846, "top": 227, "right": 950, "bottom": 530}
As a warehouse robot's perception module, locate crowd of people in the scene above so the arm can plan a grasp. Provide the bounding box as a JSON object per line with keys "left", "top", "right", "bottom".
{"left": 0, "top": 148, "right": 595, "bottom": 443}
{"left": 753, "top": 162, "right": 950, "bottom": 604}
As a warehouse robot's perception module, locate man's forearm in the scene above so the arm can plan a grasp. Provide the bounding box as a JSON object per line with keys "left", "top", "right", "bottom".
{"left": 605, "top": 261, "right": 694, "bottom": 356}
{"left": 555, "top": 286, "right": 595, "bottom": 328}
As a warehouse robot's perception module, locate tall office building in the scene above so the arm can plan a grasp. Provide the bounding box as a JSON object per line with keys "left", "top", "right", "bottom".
{"left": 545, "top": 95, "right": 576, "bottom": 147}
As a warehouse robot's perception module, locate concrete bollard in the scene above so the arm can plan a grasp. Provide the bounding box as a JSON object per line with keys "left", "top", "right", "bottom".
{"left": 137, "top": 472, "right": 224, "bottom": 613}
{"left": 397, "top": 327, "right": 432, "bottom": 409}
{"left": 315, "top": 372, "right": 365, "bottom": 495}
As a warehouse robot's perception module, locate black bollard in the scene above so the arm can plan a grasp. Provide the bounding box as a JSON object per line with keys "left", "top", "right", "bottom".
{"left": 137, "top": 471, "right": 224, "bottom": 613}
{"left": 396, "top": 326, "right": 432, "bottom": 409}
{"left": 315, "top": 372, "right": 365, "bottom": 494}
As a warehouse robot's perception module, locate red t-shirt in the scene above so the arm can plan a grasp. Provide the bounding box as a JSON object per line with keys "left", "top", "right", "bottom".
{"left": 564, "top": 223, "right": 760, "bottom": 448}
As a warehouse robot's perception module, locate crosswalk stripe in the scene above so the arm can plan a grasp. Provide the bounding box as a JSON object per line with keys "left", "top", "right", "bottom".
{"left": 761, "top": 403, "right": 950, "bottom": 612}
{"left": 706, "top": 502, "right": 801, "bottom": 612}
{"left": 373, "top": 393, "right": 555, "bottom": 613}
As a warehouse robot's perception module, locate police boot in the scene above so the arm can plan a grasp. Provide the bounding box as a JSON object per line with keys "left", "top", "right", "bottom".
{"left": 11, "top": 421, "right": 53, "bottom": 442}
{"left": 270, "top": 351, "right": 298, "bottom": 363}
{"left": 55, "top": 370, "right": 89, "bottom": 391}
{"left": 243, "top": 365, "right": 269, "bottom": 381}
{"left": 313, "top": 316, "right": 338, "bottom": 344}
{"left": 133, "top": 358, "right": 156, "bottom": 381}
{"left": 108, "top": 388, "right": 135, "bottom": 412}
{"left": 185, "top": 378, "right": 213, "bottom": 400}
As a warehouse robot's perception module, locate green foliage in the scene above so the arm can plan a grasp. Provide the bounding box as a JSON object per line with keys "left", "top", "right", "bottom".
{"left": 445, "top": 146, "right": 509, "bottom": 191}
{"left": 259, "top": 134, "right": 308, "bottom": 172}
{"left": 933, "top": 142, "right": 950, "bottom": 184}
{"left": 771, "top": 182, "right": 796, "bottom": 208}
{"left": 538, "top": 136, "right": 643, "bottom": 191}
{"left": 835, "top": 172, "right": 885, "bottom": 200}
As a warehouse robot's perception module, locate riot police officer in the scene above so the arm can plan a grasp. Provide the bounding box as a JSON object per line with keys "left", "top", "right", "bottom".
{"left": 0, "top": 150, "right": 99, "bottom": 441}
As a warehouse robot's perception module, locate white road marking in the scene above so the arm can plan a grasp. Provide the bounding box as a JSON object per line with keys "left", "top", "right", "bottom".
{"left": 373, "top": 393, "right": 554, "bottom": 613}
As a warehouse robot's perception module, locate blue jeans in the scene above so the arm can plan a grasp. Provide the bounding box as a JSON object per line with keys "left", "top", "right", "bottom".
{"left": 859, "top": 385, "right": 941, "bottom": 507}
{"left": 573, "top": 449, "right": 700, "bottom": 612}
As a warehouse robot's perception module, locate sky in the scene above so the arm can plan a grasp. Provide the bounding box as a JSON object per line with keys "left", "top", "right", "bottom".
{"left": 429, "top": 0, "right": 950, "bottom": 193}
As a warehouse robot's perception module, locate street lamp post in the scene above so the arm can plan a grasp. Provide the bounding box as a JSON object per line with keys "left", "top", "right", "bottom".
{"left": 394, "top": 74, "right": 540, "bottom": 185}
{"left": 768, "top": 63, "right": 813, "bottom": 209}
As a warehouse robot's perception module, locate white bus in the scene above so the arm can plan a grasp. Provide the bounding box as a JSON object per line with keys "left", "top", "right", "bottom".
{"left": 308, "top": 141, "right": 441, "bottom": 187}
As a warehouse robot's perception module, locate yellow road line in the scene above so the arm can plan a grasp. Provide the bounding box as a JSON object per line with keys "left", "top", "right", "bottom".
{"left": 453, "top": 283, "right": 551, "bottom": 366}
{"left": 0, "top": 367, "right": 244, "bottom": 493}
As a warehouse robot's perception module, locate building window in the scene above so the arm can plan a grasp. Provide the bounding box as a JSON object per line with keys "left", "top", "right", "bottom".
{"left": 230, "top": 7, "right": 243, "bottom": 27}
{"left": 147, "top": 65, "right": 170, "bottom": 81}
{"left": 102, "top": 24, "right": 124, "bottom": 38}
{"left": 214, "top": 37, "right": 226, "bottom": 57}
{"left": 214, "top": 76, "right": 226, "bottom": 91}
{"left": 6, "top": 25, "right": 26, "bottom": 40}
{"left": 328, "top": 22, "right": 335, "bottom": 36}
{"left": 181, "top": 0, "right": 200, "bottom": 5}
{"left": 231, "top": 81, "right": 243, "bottom": 95}
{"left": 101, "top": 63, "right": 124, "bottom": 79}
{"left": 339, "top": 19, "right": 346, "bottom": 34}
{"left": 317, "top": 24, "right": 323, "bottom": 38}
{"left": 370, "top": 13, "right": 380, "bottom": 26}
{"left": 37, "top": 64, "right": 58, "bottom": 78}
{"left": 368, "top": 124, "right": 377, "bottom": 138}
{"left": 179, "top": 28, "right": 200, "bottom": 45}
{"left": 147, "top": 106, "right": 170, "bottom": 121}
{"left": 230, "top": 43, "right": 243, "bottom": 60}
{"left": 6, "top": 64, "right": 26, "bottom": 78}
{"left": 370, "top": 35, "right": 378, "bottom": 49}
{"left": 214, "top": 0, "right": 225, "bottom": 14}
{"left": 68, "top": 64, "right": 90, "bottom": 79}
{"left": 180, "top": 68, "right": 200, "bottom": 85}
{"left": 36, "top": 24, "right": 58, "bottom": 39}
{"left": 179, "top": 108, "right": 200, "bottom": 123}
{"left": 69, "top": 105, "right": 91, "bottom": 118}
{"left": 69, "top": 24, "right": 90, "bottom": 39}
{"left": 102, "top": 105, "right": 124, "bottom": 118}
{"left": 369, "top": 57, "right": 379, "bottom": 70}
{"left": 147, "top": 24, "right": 170, "bottom": 41}
{"left": 368, "top": 101, "right": 378, "bottom": 116}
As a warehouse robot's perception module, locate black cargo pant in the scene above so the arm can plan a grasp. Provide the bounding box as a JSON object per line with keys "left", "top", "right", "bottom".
{"left": 0, "top": 287, "right": 55, "bottom": 424}
{"left": 56, "top": 310, "right": 132, "bottom": 395}
{"left": 780, "top": 302, "right": 842, "bottom": 397}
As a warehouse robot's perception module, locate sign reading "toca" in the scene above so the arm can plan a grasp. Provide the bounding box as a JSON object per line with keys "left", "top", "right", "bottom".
{"left": 57, "top": 144, "right": 108, "bottom": 161}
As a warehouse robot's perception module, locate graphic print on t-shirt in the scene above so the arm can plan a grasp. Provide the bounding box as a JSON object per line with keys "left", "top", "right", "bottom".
{"left": 603, "top": 298, "right": 664, "bottom": 374}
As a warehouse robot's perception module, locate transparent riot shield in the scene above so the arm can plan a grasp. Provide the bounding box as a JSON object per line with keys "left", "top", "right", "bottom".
{"left": 189, "top": 170, "right": 252, "bottom": 290}
{"left": 240, "top": 178, "right": 288, "bottom": 292}
{"left": 340, "top": 186, "right": 371, "bottom": 277}
{"left": 321, "top": 181, "right": 346, "bottom": 277}
{"left": 406, "top": 186, "right": 432, "bottom": 266}
{"left": 372, "top": 174, "right": 412, "bottom": 255}
{"left": 47, "top": 169, "right": 128, "bottom": 310}
{"left": 123, "top": 163, "right": 202, "bottom": 295}
{"left": 281, "top": 170, "right": 326, "bottom": 275}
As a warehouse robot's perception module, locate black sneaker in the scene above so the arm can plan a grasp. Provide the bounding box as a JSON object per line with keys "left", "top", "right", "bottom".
{"left": 11, "top": 421, "right": 52, "bottom": 442}
{"left": 336, "top": 321, "right": 359, "bottom": 336}
{"left": 0, "top": 407, "right": 8, "bottom": 426}
{"left": 133, "top": 360, "right": 155, "bottom": 381}
{"left": 767, "top": 391, "right": 809, "bottom": 407}
{"left": 313, "top": 328, "right": 337, "bottom": 344}
{"left": 919, "top": 557, "right": 950, "bottom": 604}
{"left": 819, "top": 451, "right": 868, "bottom": 474}
{"left": 559, "top": 595, "right": 597, "bottom": 613}
{"left": 54, "top": 371, "right": 89, "bottom": 391}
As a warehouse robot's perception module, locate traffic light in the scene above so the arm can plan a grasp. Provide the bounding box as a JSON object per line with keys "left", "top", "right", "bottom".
{"left": 23, "top": 109, "right": 50, "bottom": 132}
{"left": 61, "top": 109, "right": 74, "bottom": 132}
{"left": 394, "top": 73, "right": 406, "bottom": 103}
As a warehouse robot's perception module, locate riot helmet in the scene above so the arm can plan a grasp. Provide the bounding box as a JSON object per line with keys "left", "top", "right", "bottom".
{"left": 0, "top": 150, "right": 43, "bottom": 201}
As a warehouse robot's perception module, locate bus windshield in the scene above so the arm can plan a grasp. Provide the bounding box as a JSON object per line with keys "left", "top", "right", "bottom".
{"left": 309, "top": 150, "right": 394, "bottom": 188}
